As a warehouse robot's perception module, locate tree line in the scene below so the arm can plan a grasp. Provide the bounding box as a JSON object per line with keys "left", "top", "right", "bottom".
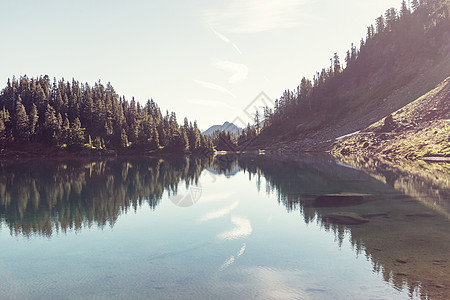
{"left": 0, "top": 76, "right": 214, "bottom": 154}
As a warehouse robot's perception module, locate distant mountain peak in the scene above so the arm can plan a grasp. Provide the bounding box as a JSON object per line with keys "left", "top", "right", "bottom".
{"left": 202, "top": 122, "right": 242, "bottom": 136}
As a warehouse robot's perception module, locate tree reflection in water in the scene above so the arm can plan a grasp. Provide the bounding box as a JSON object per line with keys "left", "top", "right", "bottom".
{"left": 0, "top": 156, "right": 211, "bottom": 237}
{"left": 1, "top": 153, "right": 449, "bottom": 299}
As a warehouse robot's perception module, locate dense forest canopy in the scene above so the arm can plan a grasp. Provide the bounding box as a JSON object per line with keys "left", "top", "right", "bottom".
{"left": 0, "top": 76, "right": 214, "bottom": 154}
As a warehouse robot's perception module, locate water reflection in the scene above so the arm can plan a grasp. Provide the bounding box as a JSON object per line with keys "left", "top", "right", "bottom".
{"left": 335, "top": 154, "right": 450, "bottom": 218}
{"left": 232, "top": 153, "right": 450, "bottom": 300}
{"left": 0, "top": 156, "right": 210, "bottom": 237}
{"left": 217, "top": 216, "right": 253, "bottom": 240}
{"left": 1, "top": 154, "right": 449, "bottom": 299}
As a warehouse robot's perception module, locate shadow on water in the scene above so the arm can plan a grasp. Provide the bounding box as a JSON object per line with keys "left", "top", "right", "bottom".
{"left": 1, "top": 153, "right": 449, "bottom": 299}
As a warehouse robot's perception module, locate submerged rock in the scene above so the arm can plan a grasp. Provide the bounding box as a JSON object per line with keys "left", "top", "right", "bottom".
{"left": 321, "top": 212, "right": 369, "bottom": 225}
{"left": 311, "top": 193, "right": 371, "bottom": 207}
{"left": 396, "top": 258, "right": 408, "bottom": 264}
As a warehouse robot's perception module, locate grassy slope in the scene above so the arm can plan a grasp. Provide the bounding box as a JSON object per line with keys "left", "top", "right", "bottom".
{"left": 331, "top": 76, "right": 450, "bottom": 158}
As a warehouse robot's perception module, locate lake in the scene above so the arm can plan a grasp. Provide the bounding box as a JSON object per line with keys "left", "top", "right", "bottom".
{"left": 0, "top": 154, "right": 449, "bottom": 299}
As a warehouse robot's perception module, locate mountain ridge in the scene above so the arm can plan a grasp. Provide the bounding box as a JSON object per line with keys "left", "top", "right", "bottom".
{"left": 203, "top": 121, "right": 242, "bottom": 136}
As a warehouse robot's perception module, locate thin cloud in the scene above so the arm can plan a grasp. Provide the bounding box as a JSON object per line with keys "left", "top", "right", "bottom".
{"left": 218, "top": 216, "right": 252, "bottom": 240}
{"left": 204, "top": 0, "right": 309, "bottom": 33}
{"left": 231, "top": 43, "right": 242, "bottom": 55}
{"left": 212, "top": 60, "right": 249, "bottom": 83}
{"left": 197, "top": 201, "right": 239, "bottom": 222}
{"left": 194, "top": 79, "right": 236, "bottom": 98}
{"left": 220, "top": 255, "right": 235, "bottom": 270}
{"left": 210, "top": 27, "right": 243, "bottom": 55}
{"left": 210, "top": 26, "right": 231, "bottom": 43}
{"left": 236, "top": 243, "right": 246, "bottom": 257}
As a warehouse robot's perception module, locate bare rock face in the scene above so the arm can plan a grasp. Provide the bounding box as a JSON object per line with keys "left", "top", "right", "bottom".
{"left": 311, "top": 193, "right": 371, "bottom": 207}
{"left": 321, "top": 212, "right": 369, "bottom": 225}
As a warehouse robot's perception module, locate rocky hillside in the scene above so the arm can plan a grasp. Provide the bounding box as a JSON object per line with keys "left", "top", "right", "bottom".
{"left": 332, "top": 76, "right": 450, "bottom": 159}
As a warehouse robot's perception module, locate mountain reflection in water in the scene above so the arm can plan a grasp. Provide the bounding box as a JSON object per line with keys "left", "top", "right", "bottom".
{"left": 0, "top": 154, "right": 448, "bottom": 299}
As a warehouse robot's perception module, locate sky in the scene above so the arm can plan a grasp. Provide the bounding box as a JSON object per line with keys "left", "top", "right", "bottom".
{"left": 0, "top": 0, "right": 401, "bottom": 130}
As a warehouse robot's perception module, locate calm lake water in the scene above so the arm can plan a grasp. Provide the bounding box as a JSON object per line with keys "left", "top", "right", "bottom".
{"left": 0, "top": 154, "right": 449, "bottom": 299}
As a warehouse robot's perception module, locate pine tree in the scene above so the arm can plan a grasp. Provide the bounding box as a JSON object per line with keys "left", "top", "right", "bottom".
{"left": 192, "top": 121, "right": 201, "bottom": 151}
{"left": 55, "top": 91, "right": 64, "bottom": 114}
{"left": 0, "top": 117, "right": 5, "bottom": 141}
{"left": 400, "top": 0, "right": 410, "bottom": 17}
{"left": 254, "top": 110, "right": 260, "bottom": 133}
{"left": 150, "top": 122, "right": 160, "bottom": 149}
{"left": 14, "top": 100, "right": 29, "bottom": 139}
{"left": 62, "top": 116, "right": 70, "bottom": 145}
{"left": 181, "top": 128, "right": 190, "bottom": 152}
{"left": 385, "top": 8, "right": 398, "bottom": 31}
{"left": 56, "top": 113, "right": 63, "bottom": 143}
{"left": 333, "top": 52, "right": 341, "bottom": 75}
{"left": 376, "top": 15, "right": 385, "bottom": 33}
{"left": 29, "top": 103, "right": 38, "bottom": 136}
{"left": 69, "top": 117, "right": 84, "bottom": 145}
{"left": 82, "top": 87, "right": 94, "bottom": 129}
{"left": 411, "top": 0, "right": 420, "bottom": 11}
{"left": 0, "top": 108, "right": 10, "bottom": 140}
{"left": 44, "top": 104, "right": 59, "bottom": 143}
{"left": 120, "top": 129, "right": 129, "bottom": 148}
{"left": 345, "top": 50, "right": 351, "bottom": 67}
{"left": 35, "top": 84, "right": 47, "bottom": 119}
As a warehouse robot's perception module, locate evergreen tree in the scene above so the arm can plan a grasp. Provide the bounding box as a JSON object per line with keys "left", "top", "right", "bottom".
{"left": 191, "top": 121, "right": 202, "bottom": 151}
{"left": 62, "top": 116, "right": 70, "bottom": 145}
{"left": 180, "top": 128, "right": 190, "bottom": 152}
{"left": 56, "top": 113, "right": 63, "bottom": 143}
{"left": 69, "top": 117, "right": 84, "bottom": 145}
{"left": 120, "top": 129, "right": 129, "bottom": 148}
{"left": 376, "top": 15, "right": 385, "bottom": 33}
{"left": 0, "top": 108, "right": 10, "bottom": 140}
{"left": 0, "top": 118, "right": 5, "bottom": 141}
{"left": 333, "top": 52, "right": 341, "bottom": 75}
{"left": 254, "top": 110, "right": 260, "bottom": 133}
{"left": 29, "top": 103, "right": 38, "bottom": 136}
{"left": 44, "top": 104, "right": 59, "bottom": 143}
{"left": 150, "top": 122, "right": 160, "bottom": 149}
{"left": 14, "top": 100, "right": 29, "bottom": 139}
{"left": 385, "top": 8, "right": 398, "bottom": 31}
{"left": 400, "top": 0, "right": 410, "bottom": 17}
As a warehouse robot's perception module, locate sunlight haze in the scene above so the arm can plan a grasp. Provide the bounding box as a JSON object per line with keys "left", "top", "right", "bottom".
{"left": 1, "top": 0, "right": 400, "bottom": 129}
